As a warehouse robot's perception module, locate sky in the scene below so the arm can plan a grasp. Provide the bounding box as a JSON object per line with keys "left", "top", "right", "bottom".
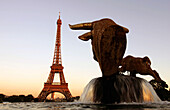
{"left": 0, "top": 0, "right": 170, "bottom": 98}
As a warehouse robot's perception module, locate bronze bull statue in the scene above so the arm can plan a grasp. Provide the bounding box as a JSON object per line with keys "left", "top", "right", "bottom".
{"left": 69, "top": 18, "right": 129, "bottom": 77}
{"left": 119, "top": 55, "right": 163, "bottom": 82}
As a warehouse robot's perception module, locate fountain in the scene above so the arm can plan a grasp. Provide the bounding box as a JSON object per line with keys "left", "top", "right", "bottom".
{"left": 69, "top": 18, "right": 166, "bottom": 103}
{"left": 79, "top": 76, "right": 161, "bottom": 103}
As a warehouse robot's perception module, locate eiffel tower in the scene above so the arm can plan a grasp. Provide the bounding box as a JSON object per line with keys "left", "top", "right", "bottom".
{"left": 38, "top": 13, "right": 72, "bottom": 101}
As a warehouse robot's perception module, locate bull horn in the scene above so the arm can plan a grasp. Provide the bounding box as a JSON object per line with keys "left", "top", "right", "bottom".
{"left": 69, "top": 23, "right": 92, "bottom": 30}
{"left": 122, "top": 27, "right": 129, "bottom": 33}
{"left": 117, "top": 24, "right": 129, "bottom": 33}
{"left": 78, "top": 32, "right": 92, "bottom": 41}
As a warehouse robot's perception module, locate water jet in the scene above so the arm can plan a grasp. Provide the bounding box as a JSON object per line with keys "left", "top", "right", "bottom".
{"left": 79, "top": 75, "right": 161, "bottom": 103}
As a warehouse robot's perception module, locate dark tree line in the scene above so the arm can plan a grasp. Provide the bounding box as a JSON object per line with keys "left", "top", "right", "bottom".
{"left": 149, "top": 80, "right": 170, "bottom": 101}
{"left": 0, "top": 94, "right": 34, "bottom": 102}
{"left": 0, "top": 94, "right": 80, "bottom": 103}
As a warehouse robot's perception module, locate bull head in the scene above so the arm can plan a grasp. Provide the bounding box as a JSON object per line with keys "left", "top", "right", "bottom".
{"left": 69, "top": 18, "right": 129, "bottom": 77}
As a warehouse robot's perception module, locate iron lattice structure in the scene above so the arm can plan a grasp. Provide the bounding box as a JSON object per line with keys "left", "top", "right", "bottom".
{"left": 38, "top": 13, "right": 72, "bottom": 101}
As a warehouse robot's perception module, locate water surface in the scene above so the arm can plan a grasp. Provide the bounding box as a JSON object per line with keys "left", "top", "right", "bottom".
{"left": 0, "top": 101, "right": 170, "bottom": 110}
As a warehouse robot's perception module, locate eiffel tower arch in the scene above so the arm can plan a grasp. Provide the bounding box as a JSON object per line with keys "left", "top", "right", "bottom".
{"left": 38, "top": 13, "right": 72, "bottom": 101}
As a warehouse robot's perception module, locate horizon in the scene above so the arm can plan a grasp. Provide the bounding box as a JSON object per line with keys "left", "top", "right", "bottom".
{"left": 0, "top": 0, "right": 170, "bottom": 98}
